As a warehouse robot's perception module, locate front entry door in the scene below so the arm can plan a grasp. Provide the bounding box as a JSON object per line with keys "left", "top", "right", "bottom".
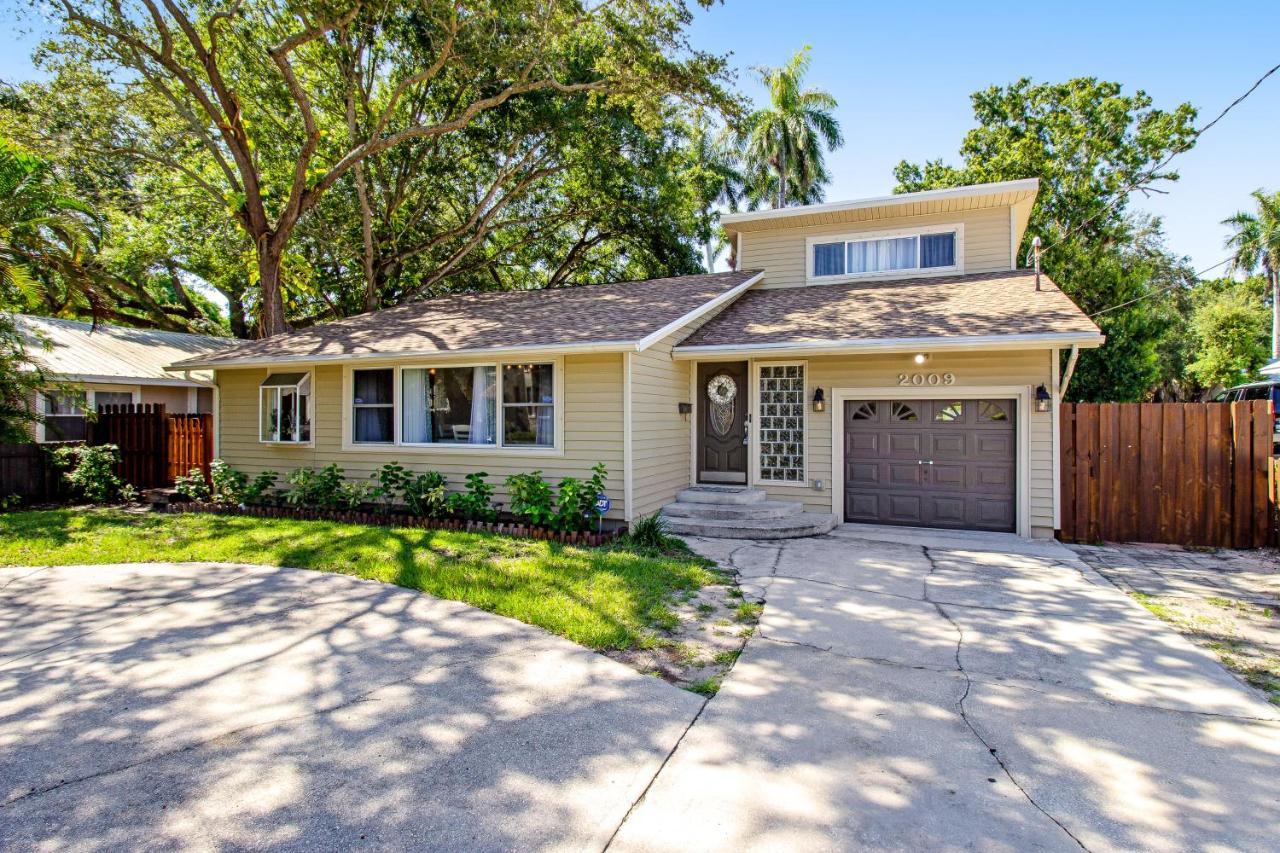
{"left": 697, "top": 362, "right": 748, "bottom": 484}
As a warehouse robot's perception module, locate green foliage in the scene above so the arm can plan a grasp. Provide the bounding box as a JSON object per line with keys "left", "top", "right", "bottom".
{"left": 371, "top": 462, "right": 410, "bottom": 511}
{"left": 209, "top": 459, "right": 248, "bottom": 504}
{"left": 1186, "top": 285, "right": 1269, "bottom": 390}
{"left": 1222, "top": 189, "right": 1280, "bottom": 358}
{"left": 893, "top": 77, "right": 1199, "bottom": 401}
{"left": 402, "top": 471, "right": 448, "bottom": 518}
{"left": 243, "top": 470, "right": 279, "bottom": 505}
{"left": 447, "top": 472, "right": 498, "bottom": 522}
{"left": 51, "top": 443, "right": 127, "bottom": 503}
{"left": 506, "top": 471, "right": 556, "bottom": 527}
{"left": 626, "top": 513, "right": 674, "bottom": 551}
{"left": 283, "top": 464, "right": 348, "bottom": 510}
{"left": 174, "top": 467, "right": 211, "bottom": 502}
{"left": 553, "top": 462, "right": 609, "bottom": 533}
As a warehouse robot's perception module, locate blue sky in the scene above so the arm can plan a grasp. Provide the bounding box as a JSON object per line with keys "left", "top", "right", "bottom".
{"left": 687, "top": 0, "right": 1280, "bottom": 274}
{"left": 2, "top": 1, "right": 1277, "bottom": 275}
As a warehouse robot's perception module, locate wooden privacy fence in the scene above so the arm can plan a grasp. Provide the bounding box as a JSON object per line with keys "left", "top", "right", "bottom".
{"left": 0, "top": 443, "right": 72, "bottom": 501}
{"left": 1060, "top": 401, "right": 1274, "bottom": 548}
{"left": 90, "top": 404, "right": 214, "bottom": 489}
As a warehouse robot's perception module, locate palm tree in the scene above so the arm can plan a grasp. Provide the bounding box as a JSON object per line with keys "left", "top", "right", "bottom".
{"left": 1223, "top": 189, "right": 1280, "bottom": 358}
{"left": 688, "top": 113, "right": 744, "bottom": 270}
{"left": 740, "top": 46, "right": 843, "bottom": 209}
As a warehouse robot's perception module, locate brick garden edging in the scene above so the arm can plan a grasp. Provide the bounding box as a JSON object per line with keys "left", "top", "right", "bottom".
{"left": 166, "top": 501, "right": 625, "bottom": 547}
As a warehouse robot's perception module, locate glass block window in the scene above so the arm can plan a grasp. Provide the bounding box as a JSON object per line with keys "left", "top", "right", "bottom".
{"left": 758, "top": 364, "right": 806, "bottom": 482}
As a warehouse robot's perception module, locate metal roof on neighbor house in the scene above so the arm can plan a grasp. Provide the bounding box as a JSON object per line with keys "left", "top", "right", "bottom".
{"left": 169, "top": 270, "right": 764, "bottom": 369}
{"left": 15, "top": 315, "right": 233, "bottom": 385}
{"left": 674, "top": 269, "right": 1103, "bottom": 353}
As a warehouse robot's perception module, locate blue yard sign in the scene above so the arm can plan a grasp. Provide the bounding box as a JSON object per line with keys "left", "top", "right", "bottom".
{"left": 594, "top": 494, "right": 611, "bottom": 515}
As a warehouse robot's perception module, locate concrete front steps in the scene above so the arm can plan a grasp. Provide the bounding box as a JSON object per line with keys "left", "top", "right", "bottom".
{"left": 661, "top": 486, "right": 838, "bottom": 539}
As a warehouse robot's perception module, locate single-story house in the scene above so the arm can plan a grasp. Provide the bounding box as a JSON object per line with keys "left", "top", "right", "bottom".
{"left": 16, "top": 315, "right": 231, "bottom": 442}
{"left": 170, "top": 178, "right": 1104, "bottom": 539}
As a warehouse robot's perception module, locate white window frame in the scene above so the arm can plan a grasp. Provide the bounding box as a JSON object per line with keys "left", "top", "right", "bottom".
{"left": 341, "top": 358, "right": 564, "bottom": 456}
{"left": 750, "top": 360, "right": 809, "bottom": 487}
{"left": 35, "top": 384, "right": 141, "bottom": 443}
{"left": 806, "top": 223, "right": 964, "bottom": 284}
{"left": 258, "top": 372, "right": 313, "bottom": 446}
{"left": 350, "top": 367, "right": 396, "bottom": 445}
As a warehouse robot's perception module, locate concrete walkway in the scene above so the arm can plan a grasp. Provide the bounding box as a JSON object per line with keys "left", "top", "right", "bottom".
{"left": 613, "top": 526, "right": 1280, "bottom": 852}
{"left": 0, "top": 563, "right": 703, "bottom": 850}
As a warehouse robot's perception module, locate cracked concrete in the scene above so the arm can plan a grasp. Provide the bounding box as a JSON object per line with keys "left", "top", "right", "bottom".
{"left": 0, "top": 562, "right": 704, "bottom": 850}
{"left": 611, "top": 526, "right": 1280, "bottom": 852}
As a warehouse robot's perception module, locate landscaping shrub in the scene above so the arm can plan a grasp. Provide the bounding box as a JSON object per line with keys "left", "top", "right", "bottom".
{"left": 403, "top": 471, "right": 447, "bottom": 517}
{"left": 371, "top": 462, "right": 409, "bottom": 512}
{"left": 446, "top": 471, "right": 498, "bottom": 522}
{"left": 553, "top": 462, "right": 608, "bottom": 532}
{"left": 51, "top": 444, "right": 135, "bottom": 504}
{"left": 174, "top": 467, "right": 211, "bottom": 502}
{"left": 209, "top": 459, "right": 249, "bottom": 504}
{"left": 627, "top": 512, "right": 672, "bottom": 550}
{"left": 283, "top": 464, "right": 347, "bottom": 509}
{"left": 506, "top": 470, "right": 555, "bottom": 527}
{"left": 243, "top": 470, "right": 279, "bottom": 505}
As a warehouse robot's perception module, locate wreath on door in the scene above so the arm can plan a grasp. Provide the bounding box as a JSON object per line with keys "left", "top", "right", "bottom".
{"left": 706, "top": 374, "right": 737, "bottom": 437}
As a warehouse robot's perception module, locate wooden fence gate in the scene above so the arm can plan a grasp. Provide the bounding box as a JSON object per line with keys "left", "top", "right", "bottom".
{"left": 90, "top": 404, "right": 214, "bottom": 489}
{"left": 1059, "top": 401, "right": 1274, "bottom": 548}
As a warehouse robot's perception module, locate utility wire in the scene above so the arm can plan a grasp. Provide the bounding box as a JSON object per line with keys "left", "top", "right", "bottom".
{"left": 1036, "top": 60, "right": 1280, "bottom": 258}
{"left": 1088, "top": 256, "right": 1233, "bottom": 319}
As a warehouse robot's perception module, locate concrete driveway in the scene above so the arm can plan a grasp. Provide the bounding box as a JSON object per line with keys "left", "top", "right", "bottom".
{"left": 612, "top": 527, "right": 1280, "bottom": 852}
{"left": 0, "top": 563, "right": 702, "bottom": 850}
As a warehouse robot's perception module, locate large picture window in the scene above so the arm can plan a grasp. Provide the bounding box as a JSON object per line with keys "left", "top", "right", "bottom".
{"left": 354, "top": 361, "right": 557, "bottom": 450}
{"left": 260, "top": 373, "right": 312, "bottom": 443}
{"left": 811, "top": 229, "right": 958, "bottom": 280}
{"left": 401, "top": 366, "right": 497, "bottom": 445}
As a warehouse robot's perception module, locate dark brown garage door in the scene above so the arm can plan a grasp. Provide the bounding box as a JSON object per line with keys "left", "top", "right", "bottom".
{"left": 843, "top": 399, "right": 1016, "bottom": 532}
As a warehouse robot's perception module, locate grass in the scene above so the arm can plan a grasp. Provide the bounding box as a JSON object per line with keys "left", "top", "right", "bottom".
{"left": 0, "top": 509, "right": 719, "bottom": 652}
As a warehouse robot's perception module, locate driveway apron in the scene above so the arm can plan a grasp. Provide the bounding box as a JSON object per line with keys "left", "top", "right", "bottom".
{"left": 612, "top": 528, "right": 1280, "bottom": 853}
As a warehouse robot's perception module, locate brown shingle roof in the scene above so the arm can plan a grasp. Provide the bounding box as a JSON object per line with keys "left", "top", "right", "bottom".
{"left": 676, "top": 269, "right": 1101, "bottom": 350}
{"left": 170, "top": 270, "right": 762, "bottom": 368}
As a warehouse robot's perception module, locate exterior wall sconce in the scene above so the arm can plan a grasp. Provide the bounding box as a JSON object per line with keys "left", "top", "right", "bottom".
{"left": 1034, "top": 384, "right": 1052, "bottom": 413}
{"left": 913, "top": 353, "right": 928, "bottom": 365}
{"left": 812, "top": 387, "right": 826, "bottom": 413}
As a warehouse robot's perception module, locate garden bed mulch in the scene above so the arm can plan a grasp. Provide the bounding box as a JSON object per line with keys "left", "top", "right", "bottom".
{"left": 166, "top": 501, "right": 625, "bottom": 546}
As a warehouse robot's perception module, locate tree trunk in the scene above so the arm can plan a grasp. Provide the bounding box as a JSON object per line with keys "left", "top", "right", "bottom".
{"left": 257, "top": 243, "right": 289, "bottom": 338}
{"left": 776, "top": 144, "right": 786, "bottom": 208}
{"left": 225, "top": 288, "right": 250, "bottom": 339}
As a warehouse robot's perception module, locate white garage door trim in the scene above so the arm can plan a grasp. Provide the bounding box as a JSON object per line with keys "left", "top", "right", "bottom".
{"left": 830, "top": 385, "right": 1032, "bottom": 538}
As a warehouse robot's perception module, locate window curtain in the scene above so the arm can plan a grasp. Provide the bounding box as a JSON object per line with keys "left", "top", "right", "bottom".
{"left": 813, "top": 242, "right": 845, "bottom": 276}
{"left": 921, "top": 233, "right": 955, "bottom": 268}
{"left": 470, "top": 366, "right": 495, "bottom": 443}
{"left": 402, "top": 369, "right": 431, "bottom": 443}
{"left": 535, "top": 405, "right": 554, "bottom": 446}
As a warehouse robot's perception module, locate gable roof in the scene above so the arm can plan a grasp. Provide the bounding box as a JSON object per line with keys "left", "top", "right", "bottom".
{"left": 170, "top": 270, "right": 764, "bottom": 369}
{"left": 674, "top": 269, "right": 1103, "bottom": 355}
{"left": 15, "top": 315, "right": 232, "bottom": 385}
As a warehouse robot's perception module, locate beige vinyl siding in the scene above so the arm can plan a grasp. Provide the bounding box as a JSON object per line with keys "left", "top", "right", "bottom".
{"left": 215, "top": 353, "right": 627, "bottom": 521}
{"left": 740, "top": 206, "right": 1012, "bottom": 289}
{"left": 744, "top": 349, "right": 1056, "bottom": 537}
{"left": 629, "top": 330, "right": 693, "bottom": 519}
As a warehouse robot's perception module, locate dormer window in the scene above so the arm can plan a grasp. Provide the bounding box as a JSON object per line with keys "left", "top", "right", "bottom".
{"left": 809, "top": 227, "right": 960, "bottom": 281}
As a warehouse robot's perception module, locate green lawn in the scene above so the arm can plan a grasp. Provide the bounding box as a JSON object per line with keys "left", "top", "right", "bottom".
{"left": 0, "top": 509, "right": 717, "bottom": 651}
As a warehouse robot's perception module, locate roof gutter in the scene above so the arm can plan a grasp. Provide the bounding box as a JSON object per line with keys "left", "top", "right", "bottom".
{"left": 671, "top": 331, "right": 1104, "bottom": 361}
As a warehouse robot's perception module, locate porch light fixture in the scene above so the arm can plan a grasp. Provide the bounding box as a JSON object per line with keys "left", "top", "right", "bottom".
{"left": 812, "top": 387, "right": 826, "bottom": 413}
{"left": 1035, "top": 384, "right": 1052, "bottom": 413}
{"left": 913, "top": 353, "right": 928, "bottom": 365}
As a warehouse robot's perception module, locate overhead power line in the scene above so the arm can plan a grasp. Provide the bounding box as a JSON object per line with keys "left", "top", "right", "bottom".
{"left": 1088, "top": 256, "right": 1233, "bottom": 319}
{"left": 1037, "top": 60, "right": 1280, "bottom": 258}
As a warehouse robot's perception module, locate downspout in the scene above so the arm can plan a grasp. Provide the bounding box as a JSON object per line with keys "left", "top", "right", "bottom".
{"left": 1059, "top": 344, "right": 1080, "bottom": 399}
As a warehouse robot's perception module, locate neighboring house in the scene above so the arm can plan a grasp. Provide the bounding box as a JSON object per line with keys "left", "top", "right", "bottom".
{"left": 17, "top": 315, "right": 232, "bottom": 442}
{"left": 170, "top": 178, "right": 1104, "bottom": 539}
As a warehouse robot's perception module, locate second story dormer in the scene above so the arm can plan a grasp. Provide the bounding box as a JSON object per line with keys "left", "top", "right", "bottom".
{"left": 722, "top": 178, "right": 1039, "bottom": 287}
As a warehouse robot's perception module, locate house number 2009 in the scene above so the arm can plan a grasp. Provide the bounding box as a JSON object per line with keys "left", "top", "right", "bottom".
{"left": 897, "top": 372, "right": 955, "bottom": 386}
